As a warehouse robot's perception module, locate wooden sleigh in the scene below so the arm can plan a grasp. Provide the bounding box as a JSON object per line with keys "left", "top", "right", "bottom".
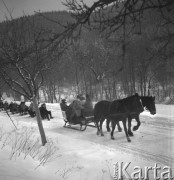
{"left": 61, "top": 110, "right": 96, "bottom": 131}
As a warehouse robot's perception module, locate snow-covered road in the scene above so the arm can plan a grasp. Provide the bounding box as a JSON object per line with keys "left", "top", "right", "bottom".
{"left": 49, "top": 104, "right": 174, "bottom": 167}
{"left": 0, "top": 103, "right": 174, "bottom": 180}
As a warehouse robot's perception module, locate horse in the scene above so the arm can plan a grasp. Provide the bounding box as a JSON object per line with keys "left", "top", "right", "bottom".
{"left": 106, "top": 96, "right": 156, "bottom": 136}
{"left": 94, "top": 93, "right": 144, "bottom": 142}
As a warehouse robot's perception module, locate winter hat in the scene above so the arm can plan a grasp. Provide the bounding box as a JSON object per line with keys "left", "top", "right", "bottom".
{"left": 61, "top": 99, "right": 66, "bottom": 103}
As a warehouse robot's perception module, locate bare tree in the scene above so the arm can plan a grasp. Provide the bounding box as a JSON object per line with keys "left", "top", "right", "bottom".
{"left": 62, "top": 0, "right": 174, "bottom": 73}
{"left": 0, "top": 16, "right": 66, "bottom": 145}
{"left": 63, "top": 0, "right": 173, "bottom": 31}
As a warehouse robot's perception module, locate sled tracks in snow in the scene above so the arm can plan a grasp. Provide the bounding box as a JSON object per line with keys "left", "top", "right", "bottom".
{"left": 112, "top": 142, "right": 174, "bottom": 167}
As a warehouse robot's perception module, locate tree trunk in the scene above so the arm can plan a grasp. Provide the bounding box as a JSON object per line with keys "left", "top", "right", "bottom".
{"left": 99, "top": 81, "right": 103, "bottom": 100}
{"left": 42, "top": 88, "right": 48, "bottom": 102}
{"left": 33, "top": 96, "right": 47, "bottom": 146}
{"left": 148, "top": 78, "right": 152, "bottom": 96}
{"left": 143, "top": 76, "right": 147, "bottom": 96}
{"left": 82, "top": 66, "right": 88, "bottom": 93}
{"left": 37, "top": 91, "right": 40, "bottom": 104}
{"left": 112, "top": 74, "right": 117, "bottom": 99}
{"left": 57, "top": 86, "right": 61, "bottom": 102}
{"left": 75, "top": 67, "right": 80, "bottom": 94}
{"left": 53, "top": 85, "right": 58, "bottom": 103}
{"left": 89, "top": 75, "right": 93, "bottom": 99}
{"left": 140, "top": 76, "right": 143, "bottom": 96}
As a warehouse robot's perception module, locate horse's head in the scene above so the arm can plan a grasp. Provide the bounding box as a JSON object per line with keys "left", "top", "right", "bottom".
{"left": 141, "top": 96, "right": 156, "bottom": 115}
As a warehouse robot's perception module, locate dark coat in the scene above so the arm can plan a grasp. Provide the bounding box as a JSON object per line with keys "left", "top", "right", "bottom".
{"left": 60, "top": 102, "right": 69, "bottom": 111}
{"left": 39, "top": 104, "right": 49, "bottom": 119}
{"left": 70, "top": 100, "right": 84, "bottom": 117}
{"left": 83, "top": 99, "right": 93, "bottom": 111}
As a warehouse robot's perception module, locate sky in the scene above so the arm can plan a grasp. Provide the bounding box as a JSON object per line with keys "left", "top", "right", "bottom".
{"left": 0, "top": 0, "right": 94, "bottom": 22}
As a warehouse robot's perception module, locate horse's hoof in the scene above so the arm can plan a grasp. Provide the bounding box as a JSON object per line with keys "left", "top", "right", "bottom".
{"left": 111, "top": 136, "right": 115, "bottom": 140}
{"left": 127, "top": 138, "right": 131, "bottom": 142}
{"left": 133, "top": 126, "right": 138, "bottom": 131}
{"left": 128, "top": 132, "right": 134, "bottom": 136}
{"left": 118, "top": 128, "right": 122, "bottom": 132}
{"left": 101, "top": 133, "right": 104, "bottom": 136}
{"left": 97, "top": 132, "right": 100, "bottom": 135}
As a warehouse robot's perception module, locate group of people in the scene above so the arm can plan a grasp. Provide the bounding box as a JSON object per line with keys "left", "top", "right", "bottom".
{"left": 28, "top": 102, "right": 53, "bottom": 121}
{"left": 1, "top": 94, "right": 93, "bottom": 123}
{"left": 60, "top": 94, "right": 93, "bottom": 123}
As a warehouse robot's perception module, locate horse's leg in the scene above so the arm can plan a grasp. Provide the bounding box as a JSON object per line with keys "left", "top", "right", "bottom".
{"left": 111, "top": 120, "right": 116, "bottom": 140}
{"left": 133, "top": 115, "right": 141, "bottom": 131}
{"left": 106, "top": 118, "right": 111, "bottom": 132}
{"left": 100, "top": 118, "right": 104, "bottom": 136}
{"left": 96, "top": 121, "right": 100, "bottom": 135}
{"left": 94, "top": 115, "right": 100, "bottom": 135}
{"left": 117, "top": 121, "right": 122, "bottom": 132}
{"left": 122, "top": 119, "right": 131, "bottom": 142}
{"left": 128, "top": 116, "right": 133, "bottom": 136}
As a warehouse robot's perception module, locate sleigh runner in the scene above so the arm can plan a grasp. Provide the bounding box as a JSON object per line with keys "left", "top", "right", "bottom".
{"left": 61, "top": 110, "right": 96, "bottom": 131}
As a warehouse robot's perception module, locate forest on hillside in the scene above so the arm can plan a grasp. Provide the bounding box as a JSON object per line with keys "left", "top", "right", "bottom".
{"left": 0, "top": 0, "right": 174, "bottom": 103}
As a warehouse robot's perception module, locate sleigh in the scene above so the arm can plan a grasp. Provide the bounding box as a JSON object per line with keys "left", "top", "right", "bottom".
{"left": 62, "top": 110, "right": 96, "bottom": 131}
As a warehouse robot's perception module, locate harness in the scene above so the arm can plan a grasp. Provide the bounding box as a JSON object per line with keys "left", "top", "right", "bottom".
{"left": 108, "top": 95, "right": 144, "bottom": 117}
{"left": 120, "top": 96, "right": 144, "bottom": 114}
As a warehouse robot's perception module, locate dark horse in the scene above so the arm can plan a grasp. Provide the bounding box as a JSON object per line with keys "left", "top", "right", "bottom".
{"left": 94, "top": 93, "right": 144, "bottom": 142}
{"left": 106, "top": 96, "right": 156, "bottom": 136}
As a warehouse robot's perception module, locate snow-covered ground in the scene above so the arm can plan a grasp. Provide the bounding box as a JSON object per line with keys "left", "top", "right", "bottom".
{"left": 0, "top": 103, "right": 174, "bottom": 180}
